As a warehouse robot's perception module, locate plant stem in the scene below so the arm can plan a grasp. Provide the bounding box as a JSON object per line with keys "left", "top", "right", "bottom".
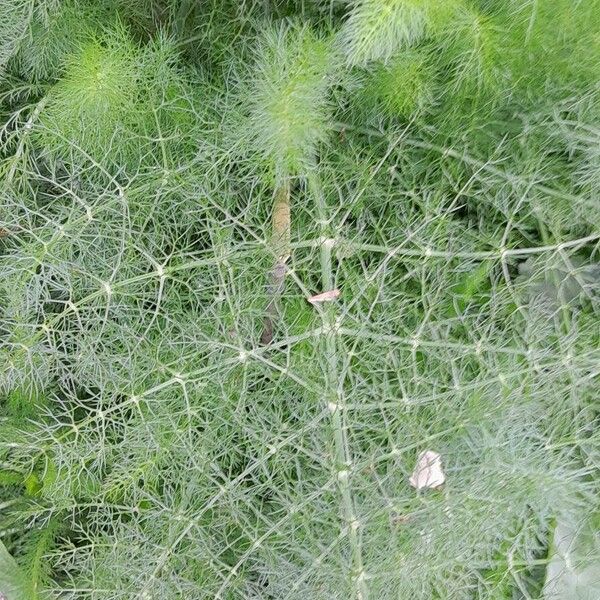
{"left": 308, "top": 172, "right": 367, "bottom": 599}
{"left": 173, "top": 0, "right": 194, "bottom": 39}
{"left": 5, "top": 96, "right": 48, "bottom": 187}
{"left": 260, "top": 180, "right": 291, "bottom": 345}
{"left": 534, "top": 213, "right": 572, "bottom": 333}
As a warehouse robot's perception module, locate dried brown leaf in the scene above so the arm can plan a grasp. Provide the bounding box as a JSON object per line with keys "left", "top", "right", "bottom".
{"left": 307, "top": 289, "right": 340, "bottom": 304}
{"left": 409, "top": 450, "right": 445, "bottom": 490}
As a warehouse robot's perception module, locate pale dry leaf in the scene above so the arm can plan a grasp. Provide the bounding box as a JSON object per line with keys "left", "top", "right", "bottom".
{"left": 409, "top": 450, "right": 445, "bottom": 490}
{"left": 307, "top": 289, "right": 340, "bottom": 304}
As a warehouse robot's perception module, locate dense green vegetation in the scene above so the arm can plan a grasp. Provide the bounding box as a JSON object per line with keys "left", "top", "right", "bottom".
{"left": 0, "top": 1, "right": 599, "bottom": 598}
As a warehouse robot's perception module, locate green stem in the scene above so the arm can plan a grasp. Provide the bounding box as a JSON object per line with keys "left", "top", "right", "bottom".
{"left": 308, "top": 172, "right": 367, "bottom": 599}
{"left": 173, "top": 0, "right": 194, "bottom": 39}
{"left": 534, "top": 213, "right": 571, "bottom": 332}
{"left": 5, "top": 96, "right": 48, "bottom": 187}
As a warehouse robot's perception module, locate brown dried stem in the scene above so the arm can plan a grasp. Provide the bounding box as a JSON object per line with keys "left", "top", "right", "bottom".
{"left": 260, "top": 180, "right": 291, "bottom": 345}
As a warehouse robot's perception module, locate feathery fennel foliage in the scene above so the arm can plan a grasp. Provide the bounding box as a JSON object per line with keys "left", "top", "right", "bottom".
{"left": 0, "top": 1, "right": 599, "bottom": 599}
{"left": 233, "top": 22, "right": 334, "bottom": 182}
{"left": 341, "top": 0, "right": 461, "bottom": 65}
{"left": 12, "top": 0, "right": 106, "bottom": 83}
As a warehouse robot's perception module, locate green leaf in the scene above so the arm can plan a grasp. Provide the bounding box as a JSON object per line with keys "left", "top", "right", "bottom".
{"left": 0, "top": 540, "right": 29, "bottom": 600}
{"left": 452, "top": 261, "right": 492, "bottom": 301}
{"left": 543, "top": 514, "right": 600, "bottom": 600}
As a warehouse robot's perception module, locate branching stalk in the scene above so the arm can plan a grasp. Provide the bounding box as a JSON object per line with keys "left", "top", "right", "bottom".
{"left": 173, "top": 0, "right": 194, "bottom": 39}
{"left": 5, "top": 96, "right": 47, "bottom": 186}
{"left": 309, "top": 172, "right": 367, "bottom": 599}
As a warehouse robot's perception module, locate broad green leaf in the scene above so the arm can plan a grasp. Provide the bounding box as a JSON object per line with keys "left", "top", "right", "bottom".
{"left": 543, "top": 514, "right": 600, "bottom": 600}
{"left": 0, "top": 540, "right": 28, "bottom": 600}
